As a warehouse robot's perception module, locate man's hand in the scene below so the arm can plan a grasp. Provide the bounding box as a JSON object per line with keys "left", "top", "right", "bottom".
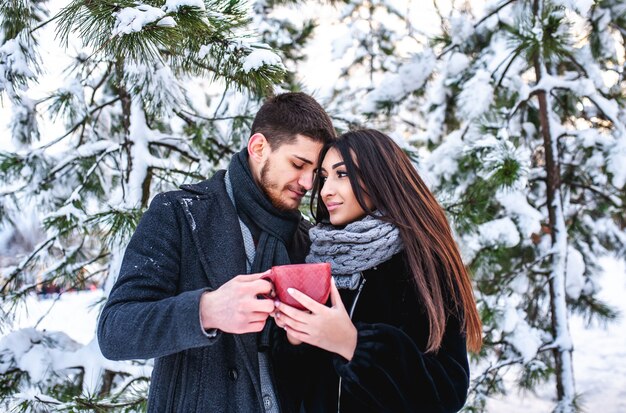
{"left": 200, "top": 271, "right": 274, "bottom": 334}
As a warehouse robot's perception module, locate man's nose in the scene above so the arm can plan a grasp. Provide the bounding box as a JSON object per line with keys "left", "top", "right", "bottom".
{"left": 298, "top": 171, "right": 314, "bottom": 191}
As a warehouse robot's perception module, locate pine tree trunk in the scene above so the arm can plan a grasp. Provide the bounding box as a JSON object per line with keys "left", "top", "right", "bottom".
{"left": 532, "top": 1, "right": 576, "bottom": 411}
{"left": 99, "top": 370, "right": 115, "bottom": 396}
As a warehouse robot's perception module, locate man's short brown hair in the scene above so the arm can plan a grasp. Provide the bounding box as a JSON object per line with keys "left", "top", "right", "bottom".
{"left": 251, "top": 92, "right": 336, "bottom": 148}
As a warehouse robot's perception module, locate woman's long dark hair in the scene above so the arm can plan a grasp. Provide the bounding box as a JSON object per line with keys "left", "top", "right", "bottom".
{"left": 311, "top": 129, "right": 482, "bottom": 353}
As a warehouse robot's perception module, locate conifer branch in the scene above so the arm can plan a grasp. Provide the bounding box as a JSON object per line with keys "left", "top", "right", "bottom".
{"left": 177, "top": 109, "right": 252, "bottom": 123}
{"left": 40, "top": 143, "right": 121, "bottom": 187}
{"left": 0, "top": 237, "right": 56, "bottom": 294}
{"left": 63, "top": 148, "right": 117, "bottom": 205}
{"left": 36, "top": 97, "right": 121, "bottom": 152}
{"left": 468, "top": 341, "right": 559, "bottom": 398}
{"left": 29, "top": 13, "right": 61, "bottom": 34}
{"left": 150, "top": 141, "right": 200, "bottom": 163}
{"left": 475, "top": 0, "right": 517, "bottom": 29}
{"left": 569, "top": 182, "right": 622, "bottom": 208}
{"left": 151, "top": 165, "right": 205, "bottom": 181}
{"left": 494, "top": 48, "right": 524, "bottom": 90}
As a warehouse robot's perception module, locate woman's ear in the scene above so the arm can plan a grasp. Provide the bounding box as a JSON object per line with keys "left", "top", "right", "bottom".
{"left": 248, "top": 133, "right": 269, "bottom": 164}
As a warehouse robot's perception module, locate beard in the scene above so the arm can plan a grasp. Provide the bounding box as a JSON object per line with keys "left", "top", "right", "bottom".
{"left": 259, "top": 160, "right": 302, "bottom": 212}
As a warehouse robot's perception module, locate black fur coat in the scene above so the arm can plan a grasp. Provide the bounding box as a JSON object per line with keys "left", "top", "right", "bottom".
{"left": 272, "top": 252, "right": 470, "bottom": 413}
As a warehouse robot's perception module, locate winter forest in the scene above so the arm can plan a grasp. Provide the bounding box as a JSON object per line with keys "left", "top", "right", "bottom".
{"left": 1, "top": 0, "right": 625, "bottom": 411}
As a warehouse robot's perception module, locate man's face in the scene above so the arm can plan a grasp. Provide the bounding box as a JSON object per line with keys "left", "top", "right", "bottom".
{"left": 258, "top": 135, "right": 324, "bottom": 211}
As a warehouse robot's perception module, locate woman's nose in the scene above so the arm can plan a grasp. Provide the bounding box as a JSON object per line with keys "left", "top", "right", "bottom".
{"left": 320, "top": 180, "right": 333, "bottom": 198}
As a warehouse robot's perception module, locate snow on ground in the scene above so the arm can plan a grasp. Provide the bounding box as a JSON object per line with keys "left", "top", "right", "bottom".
{"left": 10, "top": 289, "right": 105, "bottom": 346}
{"left": 487, "top": 256, "right": 626, "bottom": 412}
{"left": 4, "top": 257, "right": 626, "bottom": 411}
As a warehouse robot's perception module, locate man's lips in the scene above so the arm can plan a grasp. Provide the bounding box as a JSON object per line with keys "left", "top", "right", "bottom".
{"left": 288, "top": 188, "right": 306, "bottom": 198}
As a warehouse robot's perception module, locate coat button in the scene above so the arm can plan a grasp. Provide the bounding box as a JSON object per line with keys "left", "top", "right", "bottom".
{"left": 228, "top": 368, "right": 238, "bottom": 381}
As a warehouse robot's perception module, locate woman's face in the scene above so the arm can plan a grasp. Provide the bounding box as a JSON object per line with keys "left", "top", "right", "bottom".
{"left": 319, "top": 148, "right": 373, "bottom": 226}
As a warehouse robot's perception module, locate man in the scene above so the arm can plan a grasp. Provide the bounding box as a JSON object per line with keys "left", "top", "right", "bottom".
{"left": 97, "top": 92, "right": 335, "bottom": 412}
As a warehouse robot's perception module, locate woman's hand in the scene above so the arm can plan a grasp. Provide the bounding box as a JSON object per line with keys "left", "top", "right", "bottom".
{"left": 273, "top": 279, "right": 357, "bottom": 361}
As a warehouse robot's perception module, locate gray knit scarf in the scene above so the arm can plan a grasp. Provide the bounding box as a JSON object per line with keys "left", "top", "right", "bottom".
{"left": 306, "top": 215, "right": 404, "bottom": 289}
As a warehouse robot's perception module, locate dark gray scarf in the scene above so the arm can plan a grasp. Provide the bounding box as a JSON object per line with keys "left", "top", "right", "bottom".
{"left": 227, "top": 149, "right": 301, "bottom": 272}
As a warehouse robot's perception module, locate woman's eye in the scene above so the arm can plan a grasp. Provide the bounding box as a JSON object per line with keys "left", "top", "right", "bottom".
{"left": 292, "top": 163, "right": 304, "bottom": 170}
{"left": 337, "top": 170, "right": 348, "bottom": 178}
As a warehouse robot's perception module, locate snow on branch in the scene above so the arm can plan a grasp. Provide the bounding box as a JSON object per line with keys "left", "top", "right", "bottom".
{"left": 112, "top": 4, "right": 176, "bottom": 37}
{"left": 461, "top": 217, "right": 521, "bottom": 262}
{"left": 0, "top": 329, "right": 151, "bottom": 401}
{"left": 361, "top": 50, "right": 436, "bottom": 114}
{"left": 524, "top": 74, "right": 625, "bottom": 136}
{"left": 0, "top": 34, "right": 36, "bottom": 97}
{"left": 43, "top": 141, "right": 120, "bottom": 186}
{"left": 198, "top": 40, "right": 284, "bottom": 76}
{"left": 165, "top": 0, "right": 206, "bottom": 13}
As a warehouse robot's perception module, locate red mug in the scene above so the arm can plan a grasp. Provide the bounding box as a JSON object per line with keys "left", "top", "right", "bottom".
{"left": 262, "top": 262, "right": 331, "bottom": 311}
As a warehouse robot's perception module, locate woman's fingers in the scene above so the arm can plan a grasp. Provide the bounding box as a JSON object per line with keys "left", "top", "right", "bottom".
{"left": 284, "top": 326, "right": 308, "bottom": 344}
{"left": 287, "top": 287, "right": 324, "bottom": 313}
{"left": 275, "top": 311, "right": 308, "bottom": 332}
{"left": 275, "top": 300, "right": 309, "bottom": 320}
{"left": 285, "top": 332, "right": 304, "bottom": 345}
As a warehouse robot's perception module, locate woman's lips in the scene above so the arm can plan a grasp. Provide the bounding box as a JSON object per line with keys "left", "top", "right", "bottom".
{"left": 325, "top": 202, "right": 341, "bottom": 212}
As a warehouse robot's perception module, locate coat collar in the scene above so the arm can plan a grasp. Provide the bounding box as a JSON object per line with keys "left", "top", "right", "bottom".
{"left": 179, "top": 177, "right": 214, "bottom": 196}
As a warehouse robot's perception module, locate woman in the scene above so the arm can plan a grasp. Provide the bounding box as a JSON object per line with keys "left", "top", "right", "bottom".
{"left": 272, "top": 129, "right": 482, "bottom": 412}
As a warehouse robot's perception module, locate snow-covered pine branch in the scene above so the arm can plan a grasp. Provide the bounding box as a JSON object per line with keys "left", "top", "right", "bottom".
{"left": 0, "top": 0, "right": 300, "bottom": 408}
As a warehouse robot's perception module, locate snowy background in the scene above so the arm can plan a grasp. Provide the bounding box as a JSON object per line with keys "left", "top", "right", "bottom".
{"left": 487, "top": 257, "right": 626, "bottom": 412}
{"left": 2, "top": 0, "right": 626, "bottom": 411}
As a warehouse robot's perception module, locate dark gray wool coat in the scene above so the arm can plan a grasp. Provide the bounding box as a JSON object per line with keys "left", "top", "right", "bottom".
{"left": 97, "top": 170, "right": 310, "bottom": 412}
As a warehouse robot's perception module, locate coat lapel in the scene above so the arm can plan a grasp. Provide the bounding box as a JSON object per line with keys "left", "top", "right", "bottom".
{"left": 178, "top": 172, "right": 261, "bottom": 396}
{"left": 179, "top": 192, "right": 246, "bottom": 289}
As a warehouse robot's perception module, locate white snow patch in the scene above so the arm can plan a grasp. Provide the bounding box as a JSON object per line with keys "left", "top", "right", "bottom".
{"left": 165, "top": 0, "right": 206, "bottom": 12}
{"left": 242, "top": 48, "right": 283, "bottom": 73}
{"left": 112, "top": 4, "right": 171, "bottom": 36}
{"left": 458, "top": 69, "right": 493, "bottom": 121}
{"left": 554, "top": 0, "right": 593, "bottom": 15}
{"left": 606, "top": 136, "right": 626, "bottom": 188}
{"left": 446, "top": 52, "right": 470, "bottom": 78}
{"left": 157, "top": 16, "right": 177, "bottom": 28}
{"left": 509, "top": 320, "right": 543, "bottom": 363}
{"left": 0, "top": 37, "right": 35, "bottom": 88}
{"left": 426, "top": 130, "right": 465, "bottom": 182}
{"left": 497, "top": 190, "right": 542, "bottom": 238}
{"left": 462, "top": 217, "right": 520, "bottom": 262}
{"left": 449, "top": 14, "right": 474, "bottom": 46}
{"left": 565, "top": 246, "right": 585, "bottom": 300}
{"left": 361, "top": 51, "right": 436, "bottom": 113}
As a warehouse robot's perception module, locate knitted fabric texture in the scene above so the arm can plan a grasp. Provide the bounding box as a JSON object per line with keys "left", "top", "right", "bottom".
{"left": 306, "top": 215, "right": 404, "bottom": 289}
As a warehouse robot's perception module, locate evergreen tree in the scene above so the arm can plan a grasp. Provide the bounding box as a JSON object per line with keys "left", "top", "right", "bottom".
{"left": 313, "top": 0, "right": 625, "bottom": 411}
{"left": 357, "top": 0, "right": 625, "bottom": 411}
{"left": 316, "top": 0, "right": 437, "bottom": 134}
{"left": 253, "top": 0, "right": 319, "bottom": 92}
{"left": 0, "top": 0, "right": 291, "bottom": 410}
